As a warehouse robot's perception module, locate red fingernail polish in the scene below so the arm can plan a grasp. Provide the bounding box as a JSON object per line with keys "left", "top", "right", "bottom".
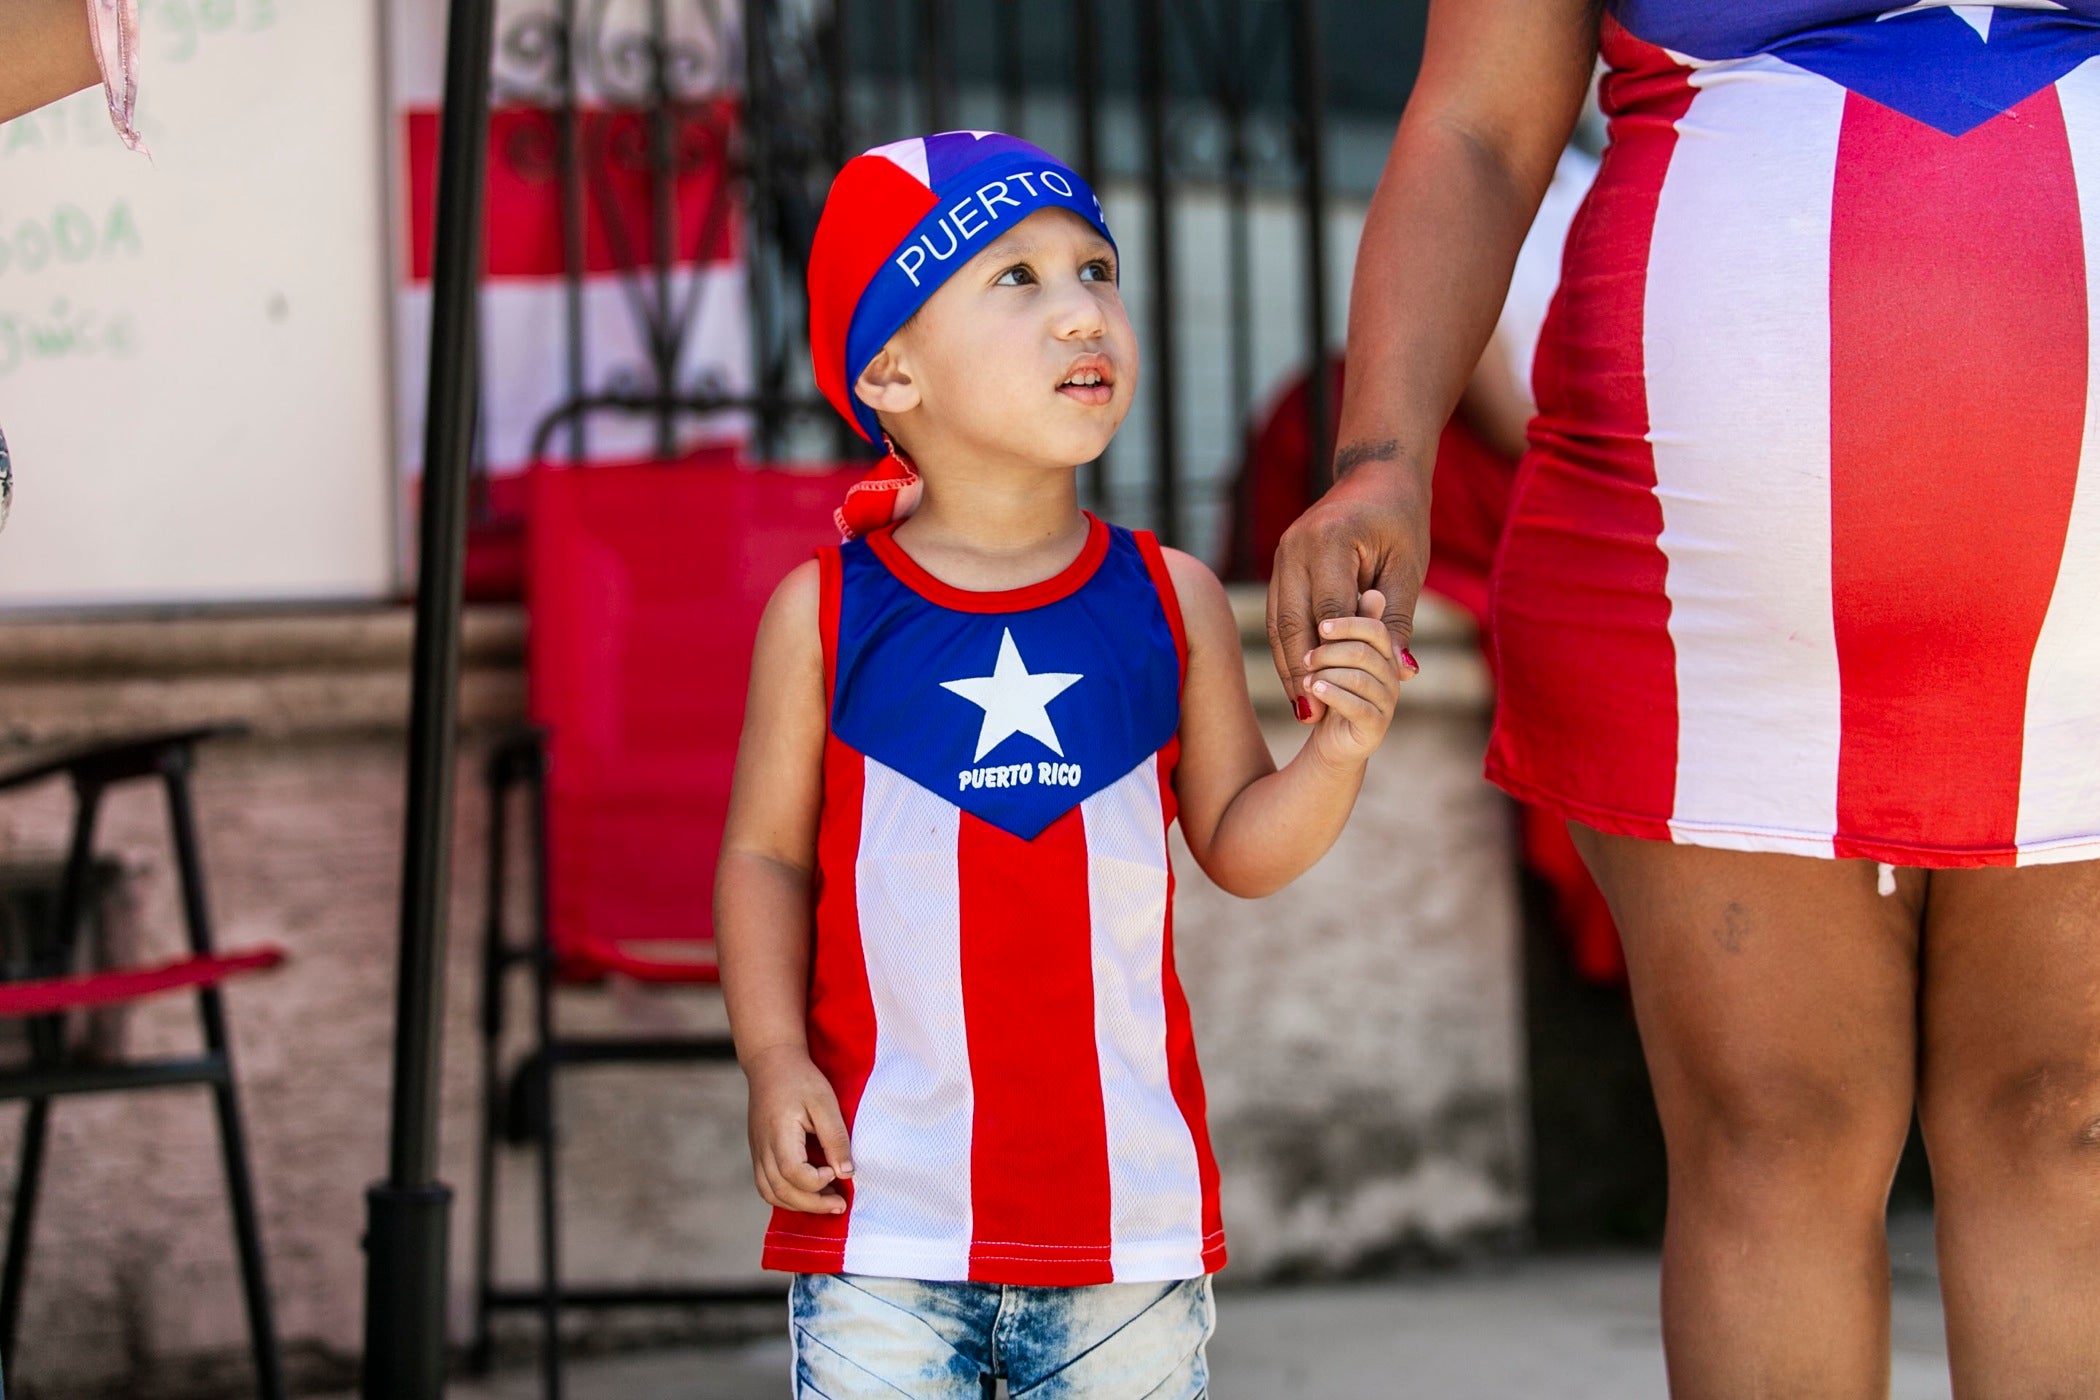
{"left": 1402, "top": 649, "right": 1420, "bottom": 672}
{"left": 1293, "top": 695, "right": 1313, "bottom": 722}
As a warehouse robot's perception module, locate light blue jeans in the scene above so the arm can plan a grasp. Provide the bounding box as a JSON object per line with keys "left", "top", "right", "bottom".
{"left": 790, "top": 1272, "right": 1215, "bottom": 1399}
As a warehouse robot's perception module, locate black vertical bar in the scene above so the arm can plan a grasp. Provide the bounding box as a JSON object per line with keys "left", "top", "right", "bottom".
{"left": 364, "top": 0, "right": 493, "bottom": 1391}
{"left": 997, "top": 1, "right": 1023, "bottom": 134}
{"left": 1075, "top": 0, "right": 1109, "bottom": 512}
{"left": 745, "top": 0, "right": 782, "bottom": 459}
{"left": 468, "top": 763, "right": 509, "bottom": 1375}
{"left": 825, "top": 0, "right": 861, "bottom": 461}
{"left": 558, "top": 0, "right": 587, "bottom": 463}
{"left": 649, "top": 0, "right": 677, "bottom": 459}
{"left": 166, "top": 757, "right": 287, "bottom": 1400}
{"left": 1292, "top": 0, "right": 1332, "bottom": 486}
{"left": 1223, "top": 0, "right": 1258, "bottom": 573}
{"left": 530, "top": 768, "right": 564, "bottom": 1398}
{"left": 1140, "top": 0, "right": 1180, "bottom": 544}
{"left": 921, "top": 0, "right": 951, "bottom": 132}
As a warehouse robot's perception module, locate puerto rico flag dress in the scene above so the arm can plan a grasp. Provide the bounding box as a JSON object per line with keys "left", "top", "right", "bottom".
{"left": 761, "top": 514, "right": 1227, "bottom": 1285}
{"left": 1489, "top": 0, "right": 2100, "bottom": 867}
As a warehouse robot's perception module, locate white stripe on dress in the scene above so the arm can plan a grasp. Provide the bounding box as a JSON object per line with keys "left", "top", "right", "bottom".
{"left": 844, "top": 758, "right": 974, "bottom": 1279}
{"left": 2017, "top": 60, "right": 2100, "bottom": 864}
{"left": 1082, "top": 756, "right": 1205, "bottom": 1280}
{"left": 1645, "top": 60, "right": 1848, "bottom": 856}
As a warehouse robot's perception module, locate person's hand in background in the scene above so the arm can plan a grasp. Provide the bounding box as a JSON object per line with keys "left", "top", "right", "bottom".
{"left": 2, "top": 0, "right": 143, "bottom": 149}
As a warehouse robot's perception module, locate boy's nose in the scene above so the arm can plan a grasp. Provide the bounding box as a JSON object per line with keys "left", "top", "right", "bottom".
{"left": 1051, "top": 283, "right": 1108, "bottom": 340}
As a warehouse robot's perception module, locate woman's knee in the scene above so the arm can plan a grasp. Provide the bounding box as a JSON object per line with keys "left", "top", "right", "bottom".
{"left": 1662, "top": 1060, "right": 1910, "bottom": 1210}
{"left": 1924, "top": 1056, "right": 2100, "bottom": 1191}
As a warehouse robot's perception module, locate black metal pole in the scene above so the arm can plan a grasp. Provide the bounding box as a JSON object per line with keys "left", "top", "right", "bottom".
{"left": 1074, "top": 0, "right": 1110, "bottom": 513}
{"left": 1140, "top": 0, "right": 1180, "bottom": 546}
{"left": 744, "top": 0, "right": 783, "bottom": 459}
{"left": 363, "top": 0, "right": 497, "bottom": 1393}
{"left": 1292, "top": 0, "right": 1333, "bottom": 487}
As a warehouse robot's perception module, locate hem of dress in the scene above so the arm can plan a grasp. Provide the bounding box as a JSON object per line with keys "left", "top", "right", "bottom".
{"left": 762, "top": 1232, "right": 1225, "bottom": 1286}
{"left": 1483, "top": 761, "right": 2100, "bottom": 870}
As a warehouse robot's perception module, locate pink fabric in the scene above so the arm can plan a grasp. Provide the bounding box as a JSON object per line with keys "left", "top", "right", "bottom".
{"left": 83, "top": 0, "right": 144, "bottom": 153}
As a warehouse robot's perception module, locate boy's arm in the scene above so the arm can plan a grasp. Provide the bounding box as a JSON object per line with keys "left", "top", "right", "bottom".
{"left": 1168, "top": 550, "right": 1402, "bottom": 899}
{"left": 715, "top": 559, "right": 853, "bottom": 1214}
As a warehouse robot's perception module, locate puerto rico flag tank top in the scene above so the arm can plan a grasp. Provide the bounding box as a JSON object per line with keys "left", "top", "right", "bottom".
{"left": 760, "top": 513, "right": 1228, "bottom": 1285}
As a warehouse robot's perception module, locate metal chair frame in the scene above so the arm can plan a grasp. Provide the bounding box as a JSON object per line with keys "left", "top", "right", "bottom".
{"left": 0, "top": 725, "right": 284, "bottom": 1399}
{"left": 469, "top": 727, "right": 781, "bottom": 1400}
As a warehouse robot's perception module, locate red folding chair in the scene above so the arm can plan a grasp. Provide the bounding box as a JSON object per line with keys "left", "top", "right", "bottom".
{"left": 0, "top": 725, "right": 286, "bottom": 1398}
{"left": 471, "top": 461, "right": 860, "bottom": 1395}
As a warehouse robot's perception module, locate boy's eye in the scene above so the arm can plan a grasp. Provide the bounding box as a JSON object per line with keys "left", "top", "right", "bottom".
{"left": 1081, "top": 259, "right": 1116, "bottom": 284}
{"left": 994, "top": 264, "right": 1035, "bottom": 286}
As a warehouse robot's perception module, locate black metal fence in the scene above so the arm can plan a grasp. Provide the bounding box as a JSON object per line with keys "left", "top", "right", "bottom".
{"left": 482, "top": 0, "right": 1393, "bottom": 552}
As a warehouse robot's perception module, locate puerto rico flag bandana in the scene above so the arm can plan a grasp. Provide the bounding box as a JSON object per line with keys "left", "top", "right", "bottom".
{"left": 807, "top": 131, "right": 1115, "bottom": 532}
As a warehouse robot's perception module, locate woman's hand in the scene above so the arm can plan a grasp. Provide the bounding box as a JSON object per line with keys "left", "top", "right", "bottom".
{"left": 1267, "top": 460, "right": 1427, "bottom": 722}
{"left": 1302, "top": 589, "right": 1407, "bottom": 766}
{"left": 743, "top": 1043, "right": 854, "bottom": 1216}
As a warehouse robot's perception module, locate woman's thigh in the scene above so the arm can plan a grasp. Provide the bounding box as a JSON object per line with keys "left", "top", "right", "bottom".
{"left": 1917, "top": 859, "right": 2100, "bottom": 1165}
{"left": 1570, "top": 828, "right": 1923, "bottom": 1176}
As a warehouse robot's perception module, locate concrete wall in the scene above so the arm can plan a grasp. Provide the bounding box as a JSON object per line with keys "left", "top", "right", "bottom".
{"left": 0, "top": 594, "right": 1522, "bottom": 1396}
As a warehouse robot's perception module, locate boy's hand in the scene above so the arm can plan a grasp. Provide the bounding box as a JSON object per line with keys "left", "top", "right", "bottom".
{"left": 1301, "top": 588, "right": 1404, "bottom": 769}
{"left": 743, "top": 1044, "right": 854, "bottom": 1215}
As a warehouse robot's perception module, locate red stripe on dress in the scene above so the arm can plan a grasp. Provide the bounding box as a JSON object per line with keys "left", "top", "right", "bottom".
{"left": 1154, "top": 739, "right": 1225, "bottom": 1269}
{"left": 1484, "top": 21, "right": 1692, "bottom": 836}
{"left": 1827, "top": 89, "right": 2086, "bottom": 862}
{"left": 958, "top": 807, "right": 1114, "bottom": 1283}
{"left": 404, "top": 105, "right": 742, "bottom": 282}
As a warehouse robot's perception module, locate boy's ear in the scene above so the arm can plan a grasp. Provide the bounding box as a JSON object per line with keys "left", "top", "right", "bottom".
{"left": 853, "top": 344, "right": 921, "bottom": 418}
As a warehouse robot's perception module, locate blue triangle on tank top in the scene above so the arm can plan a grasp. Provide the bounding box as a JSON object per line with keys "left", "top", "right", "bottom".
{"left": 830, "top": 525, "right": 1181, "bottom": 841}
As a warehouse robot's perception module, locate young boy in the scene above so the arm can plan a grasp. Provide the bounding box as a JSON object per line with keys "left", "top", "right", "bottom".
{"left": 716, "top": 131, "right": 1410, "bottom": 1399}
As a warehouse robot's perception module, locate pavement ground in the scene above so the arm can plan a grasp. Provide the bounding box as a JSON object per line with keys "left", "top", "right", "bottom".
{"left": 405, "top": 1214, "right": 1954, "bottom": 1399}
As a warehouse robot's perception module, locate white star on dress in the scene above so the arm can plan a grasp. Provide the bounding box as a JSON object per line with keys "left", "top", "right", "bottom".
{"left": 940, "top": 629, "right": 1083, "bottom": 762}
{"left": 1878, "top": 0, "right": 2067, "bottom": 40}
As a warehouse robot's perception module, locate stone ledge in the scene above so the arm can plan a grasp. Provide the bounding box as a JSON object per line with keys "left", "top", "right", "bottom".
{"left": 0, "top": 588, "right": 1488, "bottom": 748}
{"left": 0, "top": 606, "right": 525, "bottom": 745}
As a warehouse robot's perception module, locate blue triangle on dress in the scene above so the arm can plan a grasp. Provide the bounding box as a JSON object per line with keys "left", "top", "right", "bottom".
{"left": 1769, "top": 10, "right": 2100, "bottom": 136}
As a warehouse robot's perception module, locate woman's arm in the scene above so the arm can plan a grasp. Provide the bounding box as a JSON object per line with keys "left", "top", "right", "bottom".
{"left": 0, "top": 0, "right": 100, "bottom": 127}
{"left": 1268, "top": 0, "right": 1599, "bottom": 717}
{"left": 1170, "top": 551, "right": 1400, "bottom": 898}
{"left": 715, "top": 560, "right": 854, "bottom": 1214}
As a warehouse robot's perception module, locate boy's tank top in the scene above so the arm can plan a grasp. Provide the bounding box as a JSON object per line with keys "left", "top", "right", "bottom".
{"left": 761, "top": 513, "right": 1227, "bottom": 1285}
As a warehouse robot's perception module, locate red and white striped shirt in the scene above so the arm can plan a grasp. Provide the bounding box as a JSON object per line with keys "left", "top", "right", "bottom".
{"left": 761, "top": 517, "right": 1227, "bottom": 1285}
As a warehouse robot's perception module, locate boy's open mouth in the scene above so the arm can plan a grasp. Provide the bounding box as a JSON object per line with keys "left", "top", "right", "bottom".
{"left": 1057, "top": 355, "right": 1116, "bottom": 406}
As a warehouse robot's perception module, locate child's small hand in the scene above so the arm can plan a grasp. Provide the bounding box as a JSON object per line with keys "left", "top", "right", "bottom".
{"left": 744, "top": 1044, "right": 855, "bottom": 1215}
{"left": 1301, "top": 588, "right": 1403, "bottom": 768}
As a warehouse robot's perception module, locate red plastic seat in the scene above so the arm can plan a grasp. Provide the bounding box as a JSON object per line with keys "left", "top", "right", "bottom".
{"left": 0, "top": 947, "right": 284, "bottom": 1019}
{"left": 473, "top": 458, "right": 865, "bottom": 1385}
{"left": 525, "top": 460, "right": 863, "bottom": 984}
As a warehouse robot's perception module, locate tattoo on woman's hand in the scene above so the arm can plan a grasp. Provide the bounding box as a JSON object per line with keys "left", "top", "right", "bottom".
{"left": 1333, "top": 438, "right": 1401, "bottom": 479}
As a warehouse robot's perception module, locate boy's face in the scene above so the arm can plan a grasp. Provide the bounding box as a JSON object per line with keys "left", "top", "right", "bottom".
{"left": 859, "top": 209, "right": 1137, "bottom": 471}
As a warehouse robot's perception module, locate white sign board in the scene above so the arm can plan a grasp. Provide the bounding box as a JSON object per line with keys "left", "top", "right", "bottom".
{"left": 0, "top": 0, "right": 396, "bottom": 609}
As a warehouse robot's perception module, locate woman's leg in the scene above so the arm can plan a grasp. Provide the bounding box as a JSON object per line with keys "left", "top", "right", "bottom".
{"left": 1571, "top": 827, "right": 1923, "bottom": 1399}
{"left": 1915, "top": 860, "right": 2100, "bottom": 1398}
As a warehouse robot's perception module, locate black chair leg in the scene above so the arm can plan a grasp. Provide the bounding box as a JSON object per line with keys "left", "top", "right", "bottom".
{"left": 165, "top": 760, "right": 285, "bottom": 1400}
{"left": 471, "top": 769, "right": 511, "bottom": 1377}
{"left": 209, "top": 1063, "right": 287, "bottom": 1400}
{"left": 533, "top": 954, "right": 564, "bottom": 1400}
{"left": 0, "top": 1096, "right": 50, "bottom": 1372}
